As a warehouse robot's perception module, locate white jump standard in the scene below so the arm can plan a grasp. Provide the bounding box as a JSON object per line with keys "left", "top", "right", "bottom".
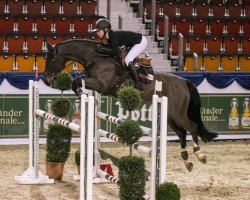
{"left": 81, "top": 91, "right": 168, "bottom": 200}
{"left": 14, "top": 80, "right": 54, "bottom": 184}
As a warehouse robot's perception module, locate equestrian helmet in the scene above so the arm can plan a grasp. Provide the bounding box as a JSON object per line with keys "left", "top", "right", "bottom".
{"left": 94, "top": 19, "right": 111, "bottom": 31}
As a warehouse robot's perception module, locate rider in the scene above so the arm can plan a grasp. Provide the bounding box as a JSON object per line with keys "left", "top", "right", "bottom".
{"left": 93, "top": 18, "right": 148, "bottom": 91}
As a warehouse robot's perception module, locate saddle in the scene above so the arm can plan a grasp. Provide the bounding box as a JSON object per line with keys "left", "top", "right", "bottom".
{"left": 94, "top": 44, "right": 154, "bottom": 84}
{"left": 120, "top": 46, "right": 154, "bottom": 84}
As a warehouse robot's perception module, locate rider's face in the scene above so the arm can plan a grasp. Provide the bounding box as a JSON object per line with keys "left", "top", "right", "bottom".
{"left": 96, "top": 29, "right": 105, "bottom": 38}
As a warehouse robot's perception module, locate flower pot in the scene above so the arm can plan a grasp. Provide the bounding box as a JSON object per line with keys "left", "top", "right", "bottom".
{"left": 46, "top": 162, "right": 65, "bottom": 180}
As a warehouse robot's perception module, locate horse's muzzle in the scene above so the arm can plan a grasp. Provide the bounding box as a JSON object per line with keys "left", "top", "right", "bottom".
{"left": 43, "top": 76, "right": 52, "bottom": 86}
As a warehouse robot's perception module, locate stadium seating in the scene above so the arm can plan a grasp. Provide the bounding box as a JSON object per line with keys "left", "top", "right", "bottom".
{"left": 0, "top": 0, "right": 98, "bottom": 72}
{"left": 145, "top": 0, "right": 250, "bottom": 71}
{"left": 0, "top": 0, "right": 249, "bottom": 72}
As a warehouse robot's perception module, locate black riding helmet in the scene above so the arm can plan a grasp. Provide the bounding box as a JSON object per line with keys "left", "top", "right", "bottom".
{"left": 93, "top": 19, "right": 111, "bottom": 38}
{"left": 94, "top": 18, "right": 111, "bottom": 31}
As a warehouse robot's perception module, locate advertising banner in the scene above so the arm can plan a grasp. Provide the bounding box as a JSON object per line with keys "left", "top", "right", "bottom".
{"left": 0, "top": 93, "right": 249, "bottom": 138}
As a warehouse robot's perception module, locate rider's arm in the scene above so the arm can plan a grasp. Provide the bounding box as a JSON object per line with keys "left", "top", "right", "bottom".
{"left": 108, "top": 31, "right": 121, "bottom": 59}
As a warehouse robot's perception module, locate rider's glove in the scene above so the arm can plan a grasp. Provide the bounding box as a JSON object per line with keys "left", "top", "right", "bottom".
{"left": 94, "top": 44, "right": 103, "bottom": 53}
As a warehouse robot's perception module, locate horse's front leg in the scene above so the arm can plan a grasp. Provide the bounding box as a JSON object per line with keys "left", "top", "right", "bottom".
{"left": 84, "top": 78, "right": 103, "bottom": 91}
{"left": 72, "top": 77, "right": 102, "bottom": 97}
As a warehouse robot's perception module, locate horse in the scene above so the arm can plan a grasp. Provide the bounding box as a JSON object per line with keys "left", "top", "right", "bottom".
{"left": 43, "top": 39, "right": 218, "bottom": 172}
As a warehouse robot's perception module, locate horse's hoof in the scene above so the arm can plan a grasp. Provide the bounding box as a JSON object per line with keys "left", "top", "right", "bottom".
{"left": 184, "top": 161, "right": 193, "bottom": 172}
{"left": 194, "top": 150, "right": 207, "bottom": 164}
{"left": 198, "top": 155, "right": 207, "bottom": 164}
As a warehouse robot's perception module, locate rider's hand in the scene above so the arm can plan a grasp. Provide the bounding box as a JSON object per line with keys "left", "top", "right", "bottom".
{"left": 94, "top": 44, "right": 103, "bottom": 53}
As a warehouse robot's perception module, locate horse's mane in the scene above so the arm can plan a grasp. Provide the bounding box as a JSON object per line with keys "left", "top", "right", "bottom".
{"left": 55, "top": 39, "right": 102, "bottom": 48}
{"left": 46, "top": 49, "right": 54, "bottom": 65}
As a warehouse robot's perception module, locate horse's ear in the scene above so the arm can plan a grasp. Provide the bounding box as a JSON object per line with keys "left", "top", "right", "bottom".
{"left": 46, "top": 42, "right": 54, "bottom": 52}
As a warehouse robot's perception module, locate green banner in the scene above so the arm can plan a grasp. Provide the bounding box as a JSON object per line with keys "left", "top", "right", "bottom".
{"left": 201, "top": 94, "right": 250, "bottom": 133}
{"left": 0, "top": 94, "right": 79, "bottom": 138}
{"left": 0, "top": 93, "right": 249, "bottom": 138}
{"left": 0, "top": 95, "right": 27, "bottom": 137}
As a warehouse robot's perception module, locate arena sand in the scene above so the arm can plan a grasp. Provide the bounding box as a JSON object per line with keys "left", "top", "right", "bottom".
{"left": 0, "top": 140, "right": 249, "bottom": 200}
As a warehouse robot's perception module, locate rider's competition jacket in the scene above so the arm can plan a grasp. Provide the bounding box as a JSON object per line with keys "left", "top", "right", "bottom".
{"left": 107, "top": 29, "right": 142, "bottom": 58}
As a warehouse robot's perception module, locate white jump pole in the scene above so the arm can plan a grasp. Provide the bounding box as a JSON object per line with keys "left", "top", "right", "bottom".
{"left": 79, "top": 93, "right": 95, "bottom": 200}
{"left": 150, "top": 94, "right": 168, "bottom": 198}
{"left": 14, "top": 80, "right": 54, "bottom": 184}
{"left": 96, "top": 111, "right": 152, "bottom": 135}
{"left": 96, "top": 169, "right": 119, "bottom": 184}
{"left": 29, "top": 80, "right": 33, "bottom": 170}
{"left": 35, "top": 109, "right": 81, "bottom": 132}
{"left": 80, "top": 94, "right": 87, "bottom": 200}
{"left": 97, "top": 129, "right": 151, "bottom": 155}
{"left": 150, "top": 94, "right": 158, "bottom": 200}
{"left": 159, "top": 96, "right": 168, "bottom": 184}
{"left": 86, "top": 95, "right": 95, "bottom": 200}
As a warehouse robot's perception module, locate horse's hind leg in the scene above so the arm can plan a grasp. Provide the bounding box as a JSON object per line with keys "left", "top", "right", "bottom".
{"left": 169, "top": 122, "right": 193, "bottom": 172}
{"left": 191, "top": 130, "right": 207, "bottom": 164}
{"left": 183, "top": 120, "right": 207, "bottom": 164}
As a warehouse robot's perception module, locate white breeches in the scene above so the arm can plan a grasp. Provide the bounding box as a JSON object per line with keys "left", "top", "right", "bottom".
{"left": 124, "top": 36, "right": 148, "bottom": 66}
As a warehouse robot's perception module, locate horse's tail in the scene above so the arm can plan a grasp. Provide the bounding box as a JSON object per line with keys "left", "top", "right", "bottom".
{"left": 186, "top": 81, "right": 218, "bottom": 143}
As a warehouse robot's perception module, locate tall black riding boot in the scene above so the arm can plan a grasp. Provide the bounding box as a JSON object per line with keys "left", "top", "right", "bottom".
{"left": 127, "top": 62, "right": 143, "bottom": 91}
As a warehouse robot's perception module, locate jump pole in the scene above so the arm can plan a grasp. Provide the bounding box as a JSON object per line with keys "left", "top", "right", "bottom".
{"left": 159, "top": 96, "right": 168, "bottom": 184}
{"left": 92, "top": 92, "right": 168, "bottom": 200}
{"left": 150, "top": 95, "right": 168, "bottom": 199}
{"left": 97, "top": 129, "right": 151, "bottom": 155}
{"left": 14, "top": 80, "right": 54, "bottom": 184}
{"left": 96, "top": 111, "right": 152, "bottom": 135}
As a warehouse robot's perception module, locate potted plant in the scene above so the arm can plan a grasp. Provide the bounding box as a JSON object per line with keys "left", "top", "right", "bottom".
{"left": 75, "top": 149, "right": 80, "bottom": 175}
{"left": 45, "top": 71, "right": 73, "bottom": 180}
{"left": 116, "top": 87, "right": 146, "bottom": 200}
{"left": 46, "top": 124, "right": 72, "bottom": 180}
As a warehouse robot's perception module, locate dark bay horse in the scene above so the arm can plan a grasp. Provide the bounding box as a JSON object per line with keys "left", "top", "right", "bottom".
{"left": 43, "top": 39, "right": 218, "bottom": 172}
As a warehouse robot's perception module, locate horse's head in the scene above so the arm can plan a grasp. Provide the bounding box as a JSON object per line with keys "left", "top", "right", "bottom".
{"left": 43, "top": 42, "right": 64, "bottom": 87}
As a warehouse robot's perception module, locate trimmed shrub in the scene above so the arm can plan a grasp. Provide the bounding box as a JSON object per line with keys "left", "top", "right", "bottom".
{"left": 118, "top": 156, "right": 147, "bottom": 200}
{"left": 116, "top": 120, "right": 143, "bottom": 145}
{"left": 46, "top": 124, "right": 72, "bottom": 163}
{"left": 52, "top": 99, "right": 71, "bottom": 117}
{"left": 117, "top": 86, "right": 142, "bottom": 111}
{"left": 54, "top": 71, "right": 72, "bottom": 91}
{"left": 156, "top": 182, "right": 181, "bottom": 200}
